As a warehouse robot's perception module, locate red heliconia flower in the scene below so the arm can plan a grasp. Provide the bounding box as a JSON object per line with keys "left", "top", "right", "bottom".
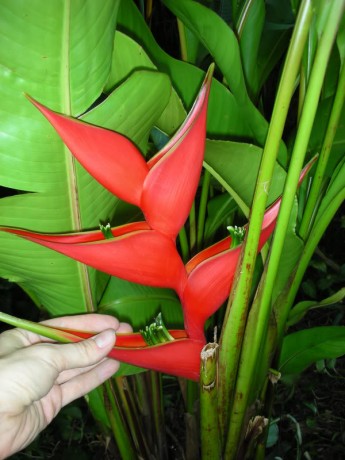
{"left": 0, "top": 62, "right": 316, "bottom": 380}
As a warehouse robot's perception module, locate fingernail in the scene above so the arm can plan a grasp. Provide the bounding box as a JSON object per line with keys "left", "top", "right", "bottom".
{"left": 93, "top": 330, "right": 115, "bottom": 348}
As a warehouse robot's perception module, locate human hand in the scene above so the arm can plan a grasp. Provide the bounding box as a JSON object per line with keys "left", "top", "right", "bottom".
{"left": 0, "top": 314, "right": 131, "bottom": 459}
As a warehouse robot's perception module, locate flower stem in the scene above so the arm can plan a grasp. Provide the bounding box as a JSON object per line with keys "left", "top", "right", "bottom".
{"left": 218, "top": 0, "right": 314, "bottom": 447}
{"left": 0, "top": 312, "right": 79, "bottom": 343}
{"left": 200, "top": 342, "right": 221, "bottom": 459}
{"left": 197, "top": 170, "right": 211, "bottom": 251}
{"left": 299, "top": 59, "right": 345, "bottom": 238}
{"left": 178, "top": 226, "right": 190, "bottom": 262}
{"left": 103, "top": 380, "right": 138, "bottom": 460}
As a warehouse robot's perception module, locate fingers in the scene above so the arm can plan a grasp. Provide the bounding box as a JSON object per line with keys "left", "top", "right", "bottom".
{"left": 45, "top": 329, "right": 117, "bottom": 373}
{"left": 0, "top": 328, "right": 34, "bottom": 357}
{"left": 43, "top": 313, "right": 121, "bottom": 333}
{"left": 60, "top": 359, "right": 120, "bottom": 407}
{"left": 0, "top": 314, "right": 124, "bottom": 353}
{"left": 117, "top": 322, "right": 133, "bottom": 333}
{"left": 0, "top": 314, "right": 132, "bottom": 360}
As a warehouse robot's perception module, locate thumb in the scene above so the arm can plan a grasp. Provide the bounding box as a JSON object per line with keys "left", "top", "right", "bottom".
{"left": 50, "top": 329, "right": 116, "bottom": 372}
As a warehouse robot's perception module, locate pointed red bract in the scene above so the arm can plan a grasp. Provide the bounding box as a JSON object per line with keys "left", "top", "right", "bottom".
{"left": 1, "top": 222, "right": 151, "bottom": 244}
{"left": 3, "top": 227, "right": 187, "bottom": 291}
{"left": 142, "top": 68, "right": 213, "bottom": 237}
{"left": 181, "top": 190, "right": 297, "bottom": 340}
{"left": 183, "top": 245, "right": 242, "bottom": 340}
{"left": 29, "top": 97, "right": 149, "bottom": 207}
{"left": 108, "top": 338, "right": 204, "bottom": 381}
{"left": 42, "top": 323, "right": 202, "bottom": 380}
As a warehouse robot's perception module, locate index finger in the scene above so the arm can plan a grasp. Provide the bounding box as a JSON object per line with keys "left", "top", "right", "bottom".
{"left": 0, "top": 314, "right": 121, "bottom": 356}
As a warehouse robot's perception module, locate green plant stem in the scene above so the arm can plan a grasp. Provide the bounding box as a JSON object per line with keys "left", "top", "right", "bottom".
{"left": 179, "top": 226, "right": 190, "bottom": 262}
{"left": 189, "top": 202, "right": 197, "bottom": 253}
{"left": 224, "top": 2, "right": 344, "bottom": 455}
{"left": 197, "top": 170, "right": 211, "bottom": 250}
{"left": 218, "top": 0, "right": 314, "bottom": 448}
{"left": 115, "top": 376, "right": 152, "bottom": 458}
{"left": 0, "top": 312, "right": 79, "bottom": 342}
{"left": 299, "top": 60, "right": 345, "bottom": 238}
{"left": 200, "top": 342, "right": 221, "bottom": 459}
{"left": 103, "top": 380, "right": 138, "bottom": 460}
{"left": 177, "top": 18, "right": 188, "bottom": 61}
{"left": 149, "top": 371, "right": 168, "bottom": 458}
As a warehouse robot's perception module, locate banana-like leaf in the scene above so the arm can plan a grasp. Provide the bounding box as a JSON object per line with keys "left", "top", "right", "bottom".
{"left": 117, "top": 1, "right": 254, "bottom": 140}
{"left": 204, "top": 140, "right": 286, "bottom": 215}
{"left": 279, "top": 326, "right": 345, "bottom": 375}
{"left": 106, "top": 31, "right": 187, "bottom": 136}
{"left": 287, "top": 287, "right": 345, "bottom": 327}
{"left": 162, "top": 0, "right": 269, "bottom": 145}
{"left": 0, "top": 0, "right": 171, "bottom": 315}
{"left": 98, "top": 277, "right": 183, "bottom": 329}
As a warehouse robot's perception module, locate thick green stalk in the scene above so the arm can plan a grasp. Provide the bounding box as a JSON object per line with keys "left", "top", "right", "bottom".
{"left": 200, "top": 342, "right": 221, "bottom": 459}
{"left": 218, "top": 0, "right": 314, "bottom": 445}
{"left": 299, "top": 60, "right": 345, "bottom": 238}
{"left": 224, "top": 2, "right": 344, "bottom": 455}
{"left": 197, "top": 170, "right": 211, "bottom": 250}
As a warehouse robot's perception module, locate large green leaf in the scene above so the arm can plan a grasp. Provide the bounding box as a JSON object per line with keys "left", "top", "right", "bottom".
{"left": 254, "top": 0, "right": 294, "bottom": 94}
{"left": 236, "top": 0, "right": 266, "bottom": 98}
{"left": 106, "top": 31, "right": 187, "bottom": 136}
{"left": 0, "top": 0, "right": 121, "bottom": 313}
{"left": 162, "top": 0, "right": 269, "bottom": 145}
{"left": 99, "top": 277, "right": 183, "bottom": 329}
{"left": 204, "top": 140, "right": 286, "bottom": 215}
{"left": 0, "top": 10, "right": 171, "bottom": 318}
{"left": 117, "top": 1, "right": 257, "bottom": 140}
{"left": 279, "top": 326, "right": 345, "bottom": 375}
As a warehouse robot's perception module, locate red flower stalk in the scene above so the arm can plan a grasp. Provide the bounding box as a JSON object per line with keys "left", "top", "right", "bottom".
{"left": 1, "top": 64, "right": 315, "bottom": 379}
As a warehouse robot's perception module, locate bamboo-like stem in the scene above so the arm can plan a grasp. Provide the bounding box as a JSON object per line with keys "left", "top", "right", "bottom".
{"left": 218, "top": 0, "right": 314, "bottom": 446}
{"left": 200, "top": 342, "right": 221, "bottom": 460}
{"left": 197, "top": 170, "right": 211, "bottom": 251}
{"left": 224, "top": 2, "right": 344, "bottom": 455}
{"left": 299, "top": 60, "right": 345, "bottom": 238}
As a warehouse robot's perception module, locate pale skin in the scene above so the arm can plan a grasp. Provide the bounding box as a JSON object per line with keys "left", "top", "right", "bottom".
{"left": 0, "top": 314, "right": 131, "bottom": 459}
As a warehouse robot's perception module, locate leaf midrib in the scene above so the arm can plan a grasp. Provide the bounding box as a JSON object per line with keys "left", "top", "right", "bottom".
{"left": 61, "top": 0, "right": 95, "bottom": 311}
